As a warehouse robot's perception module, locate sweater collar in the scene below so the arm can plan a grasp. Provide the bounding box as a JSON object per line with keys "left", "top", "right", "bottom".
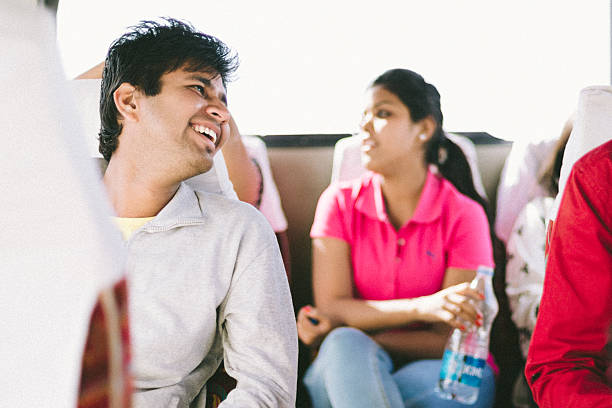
{"left": 144, "top": 182, "right": 207, "bottom": 230}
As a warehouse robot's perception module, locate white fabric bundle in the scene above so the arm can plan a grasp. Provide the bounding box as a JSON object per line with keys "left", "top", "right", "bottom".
{"left": 1, "top": 3, "right": 125, "bottom": 406}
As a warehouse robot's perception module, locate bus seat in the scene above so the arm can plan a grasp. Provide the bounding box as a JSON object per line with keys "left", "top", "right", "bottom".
{"left": 264, "top": 132, "right": 512, "bottom": 406}
{"left": 265, "top": 133, "right": 511, "bottom": 312}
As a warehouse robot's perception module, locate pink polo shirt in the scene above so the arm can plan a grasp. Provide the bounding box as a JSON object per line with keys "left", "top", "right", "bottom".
{"left": 311, "top": 170, "right": 494, "bottom": 301}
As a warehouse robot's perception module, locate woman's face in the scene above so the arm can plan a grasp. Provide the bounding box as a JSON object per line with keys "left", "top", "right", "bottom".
{"left": 359, "top": 85, "right": 426, "bottom": 174}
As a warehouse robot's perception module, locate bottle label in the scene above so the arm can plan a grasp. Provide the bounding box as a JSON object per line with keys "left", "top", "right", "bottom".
{"left": 439, "top": 349, "right": 463, "bottom": 381}
{"left": 459, "top": 355, "right": 485, "bottom": 387}
{"left": 439, "top": 350, "right": 486, "bottom": 388}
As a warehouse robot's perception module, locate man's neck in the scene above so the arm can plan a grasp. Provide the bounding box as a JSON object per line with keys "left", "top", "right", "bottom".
{"left": 103, "top": 156, "right": 181, "bottom": 218}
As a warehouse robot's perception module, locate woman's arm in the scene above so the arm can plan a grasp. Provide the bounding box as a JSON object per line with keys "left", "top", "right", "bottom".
{"left": 312, "top": 237, "right": 482, "bottom": 332}
{"left": 370, "top": 324, "right": 450, "bottom": 364}
{"left": 370, "top": 268, "right": 479, "bottom": 360}
{"left": 296, "top": 305, "right": 338, "bottom": 347}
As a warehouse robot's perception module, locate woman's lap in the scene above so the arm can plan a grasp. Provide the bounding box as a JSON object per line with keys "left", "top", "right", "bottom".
{"left": 304, "top": 327, "right": 495, "bottom": 408}
{"left": 303, "top": 327, "right": 404, "bottom": 408}
{"left": 394, "top": 359, "right": 495, "bottom": 408}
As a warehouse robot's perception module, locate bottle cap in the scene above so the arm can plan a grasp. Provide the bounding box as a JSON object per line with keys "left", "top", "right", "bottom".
{"left": 476, "top": 265, "right": 494, "bottom": 277}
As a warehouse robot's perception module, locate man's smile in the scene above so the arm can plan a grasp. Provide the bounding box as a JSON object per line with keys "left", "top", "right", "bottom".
{"left": 191, "top": 123, "right": 218, "bottom": 145}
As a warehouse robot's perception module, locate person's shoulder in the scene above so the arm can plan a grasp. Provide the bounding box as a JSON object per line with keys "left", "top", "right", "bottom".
{"left": 574, "top": 139, "right": 612, "bottom": 173}
{"left": 434, "top": 177, "right": 490, "bottom": 232}
{"left": 569, "top": 140, "right": 612, "bottom": 215}
{"left": 438, "top": 175, "right": 483, "bottom": 214}
{"left": 195, "top": 189, "right": 270, "bottom": 228}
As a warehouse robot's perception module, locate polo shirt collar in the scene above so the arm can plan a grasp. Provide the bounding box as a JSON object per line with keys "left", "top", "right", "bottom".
{"left": 355, "top": 170, "right": 443, "bottom": 225}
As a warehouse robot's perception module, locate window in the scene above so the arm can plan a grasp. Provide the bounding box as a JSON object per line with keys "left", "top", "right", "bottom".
{"left": 57, "top": 0, "right": 610, "bottom": 143}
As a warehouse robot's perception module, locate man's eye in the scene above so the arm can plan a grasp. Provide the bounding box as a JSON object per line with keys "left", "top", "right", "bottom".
{"left": 191, "top": 85, "right": 206, "bottom": 96}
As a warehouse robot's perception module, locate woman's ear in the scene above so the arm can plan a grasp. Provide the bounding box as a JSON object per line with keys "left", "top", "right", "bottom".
{"left": 418, "top": 116, "right": 437, "bottom": 142}
{"left": 113, "top": 83, "right": 138, "bottom": 122}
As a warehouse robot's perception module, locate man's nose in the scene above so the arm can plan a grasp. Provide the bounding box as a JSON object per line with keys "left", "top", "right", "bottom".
{"left": 204, "top": 100, "right": 230, "bottom": 123}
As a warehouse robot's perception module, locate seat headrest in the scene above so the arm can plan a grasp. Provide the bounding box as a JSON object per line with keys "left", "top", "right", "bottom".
{"left": 331, "top": 133, "right": 488, "bottom": 201}
{"left": 550, "top": 86, "right": 612, "bottom": 221}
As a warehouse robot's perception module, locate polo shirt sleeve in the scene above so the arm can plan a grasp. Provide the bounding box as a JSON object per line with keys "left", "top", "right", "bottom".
{"left": 310, "top": 183, "right": 351, "bottom": 243}
{"left": 446, "top": 198, "right": 494, "bottom": 270}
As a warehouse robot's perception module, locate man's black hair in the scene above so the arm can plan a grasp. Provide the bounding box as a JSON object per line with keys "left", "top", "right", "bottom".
{"left": 99, "top": 18, "right": 239, "bottom": 161}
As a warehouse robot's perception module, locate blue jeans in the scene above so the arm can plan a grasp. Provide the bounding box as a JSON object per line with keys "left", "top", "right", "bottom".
{"left": 303, "top": 327, "right": 495, "bottom": 408}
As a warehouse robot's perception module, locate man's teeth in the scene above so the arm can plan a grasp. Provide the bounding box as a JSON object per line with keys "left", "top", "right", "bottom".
{"left": 192, "top": 125, "right": 217, "bottom": 144}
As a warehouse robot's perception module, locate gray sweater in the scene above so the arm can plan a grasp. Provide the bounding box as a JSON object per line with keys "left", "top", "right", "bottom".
{"left": 125, "top": 183, "right": 297, "bottom": 407}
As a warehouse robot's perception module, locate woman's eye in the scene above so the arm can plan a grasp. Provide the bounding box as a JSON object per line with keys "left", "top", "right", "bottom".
{"left": 376, "top": 110, "right": 390, "bottom": 118}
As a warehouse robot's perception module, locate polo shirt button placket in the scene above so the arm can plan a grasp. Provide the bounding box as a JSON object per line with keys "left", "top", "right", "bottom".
{"left": 395, "top": 237, "right": 405, "bottom": 263}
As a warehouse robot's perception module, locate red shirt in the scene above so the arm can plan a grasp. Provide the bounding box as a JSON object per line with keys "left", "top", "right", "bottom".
{"left": 78, "top": 278, "right": 131, "bottom": 408}
{"left": 526, "top": 140, "right": 612, "bottom": 407}
{"left": 311, "top": 170, "right": 493, "bottom": 300}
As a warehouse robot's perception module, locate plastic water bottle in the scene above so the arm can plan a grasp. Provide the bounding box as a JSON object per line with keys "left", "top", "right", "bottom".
{"left": 436, "top": 265, "right": 498, "bottom": 404}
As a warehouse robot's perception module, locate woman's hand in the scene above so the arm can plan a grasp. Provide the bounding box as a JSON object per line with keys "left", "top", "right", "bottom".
{"left": 414, "top": 283, "right": 484, "bottom": 330}
{"left": 297, "top": 305, "right": 334, "bottom": 347}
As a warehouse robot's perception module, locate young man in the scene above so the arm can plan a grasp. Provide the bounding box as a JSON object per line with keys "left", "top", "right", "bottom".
{"left": 99, "top": 19, "right": 297, "bottom": 407}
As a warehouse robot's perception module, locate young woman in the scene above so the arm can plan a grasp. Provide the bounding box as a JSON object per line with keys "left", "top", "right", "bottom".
{"left": 297, "top": 69, "right": 496, "bottom": 407}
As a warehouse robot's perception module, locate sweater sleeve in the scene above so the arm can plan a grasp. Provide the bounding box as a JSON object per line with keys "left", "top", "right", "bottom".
{"left": 525, "top": 160, "right": 612, "bottom": 408}
{"left": 218, "top": 212, "right": 298, "bottom": 407}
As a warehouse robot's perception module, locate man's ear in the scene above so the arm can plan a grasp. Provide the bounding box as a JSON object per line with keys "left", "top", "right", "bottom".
{"left": 113, "top": 83, "right": 139, "bottom": 122}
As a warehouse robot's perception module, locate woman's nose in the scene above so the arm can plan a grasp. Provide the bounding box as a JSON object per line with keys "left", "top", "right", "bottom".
{"left": 359, "top": 113, "right": 372, "bottom": 131}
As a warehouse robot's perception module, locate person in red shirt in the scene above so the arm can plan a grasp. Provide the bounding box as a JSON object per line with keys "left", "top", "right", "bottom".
{"left": 525, "top": 139, "right": 612, "bottom": 407}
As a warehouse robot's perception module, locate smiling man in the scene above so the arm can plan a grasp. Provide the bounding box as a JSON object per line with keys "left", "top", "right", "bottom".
{"left": 99, "top": 19, "right": 297, "bottom": 407}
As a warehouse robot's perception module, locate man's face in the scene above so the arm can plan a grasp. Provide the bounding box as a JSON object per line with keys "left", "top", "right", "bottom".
{"left": 133, "top": 67, "right": 230, "bottom": 179}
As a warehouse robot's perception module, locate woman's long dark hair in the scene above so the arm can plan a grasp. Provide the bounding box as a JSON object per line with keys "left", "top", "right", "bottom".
{"left": 371, "top": 69, "right": 492, "bottom": 225}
